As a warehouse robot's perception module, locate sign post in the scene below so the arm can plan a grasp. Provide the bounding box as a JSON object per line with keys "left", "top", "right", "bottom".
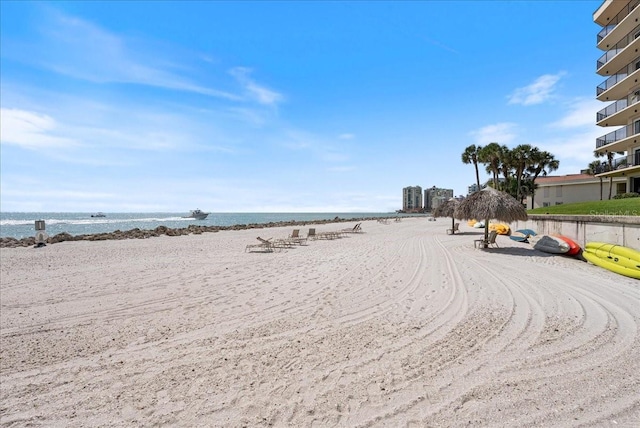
{"left": 34, "top": 220, "right": 48, "bottom": 247}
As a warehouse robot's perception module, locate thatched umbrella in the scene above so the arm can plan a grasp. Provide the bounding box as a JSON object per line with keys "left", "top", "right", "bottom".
{"left": 433, "top": 198, "right": 460, "bottom": 230}
{"left": 454, "top": 187, "right": 528, "bottom": 247}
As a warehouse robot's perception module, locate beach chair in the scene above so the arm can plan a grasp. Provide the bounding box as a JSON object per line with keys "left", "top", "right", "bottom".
{"left": 446, "top": 222, "right": 460, "bottom": 235}
{"left": 317, "top": 230, "right": 339, "bottom": 239}
{"left": 340, "top": 223, "right": 362, "bottom": 234}
{"left": 273, "top": 230, "right": 305, "bottom": 247}
{"left": 245, "top": 237, "right": 276, "bottom": 252}
{"left": 474, "top": 230, "right": 499, "bottom": 249}
{"left": 288, "top": 229, "right": 307, "bottom": 245}
{"left": 258, "top": 236, "right": 287, "bottom": 249}
{"left": 307, "top": 228, "right": 317, "bottom": 240}
{"left": 272, "top": 237, "right": 295, "bottom": 248}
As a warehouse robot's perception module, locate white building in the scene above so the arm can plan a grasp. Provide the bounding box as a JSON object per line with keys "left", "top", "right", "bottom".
{"left": 467, "top": 183, "right": 481, "bottom": 195}
{"left": 424, "top": 186, "right": 454, "bottom": 211}
{"left": 402, "top": 186, "right": 423, "bottom": 212}
{"left": 526, "top": 173, "right": 626, "bottom": 209}
{"left": 594, "top": 0, "right": 640, "bottom": 195}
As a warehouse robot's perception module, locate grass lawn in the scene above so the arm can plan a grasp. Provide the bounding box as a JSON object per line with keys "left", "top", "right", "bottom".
{"left": 528, "top": 198, "right": 639, "bottom": 216}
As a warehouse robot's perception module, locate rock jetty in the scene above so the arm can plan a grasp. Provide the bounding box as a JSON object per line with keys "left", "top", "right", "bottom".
{"left": 0, "top": 216, "right": 398, "bottom": 248}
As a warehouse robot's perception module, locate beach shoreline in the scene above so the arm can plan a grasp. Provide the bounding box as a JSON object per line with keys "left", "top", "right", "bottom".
{"left": 0, "top": 215, "right": 403, "bottom": 248}
{"left": 1, "top": 218, "right": 638, "bottom": 426}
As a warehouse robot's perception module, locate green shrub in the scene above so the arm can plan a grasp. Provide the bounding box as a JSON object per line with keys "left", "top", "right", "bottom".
{"left": 613, "top": 192, "right": 640, "bottom": 199}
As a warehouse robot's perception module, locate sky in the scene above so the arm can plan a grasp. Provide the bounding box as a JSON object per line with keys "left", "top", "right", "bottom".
{"left": 0, "top": 0, "right": 605, "bottom": 213}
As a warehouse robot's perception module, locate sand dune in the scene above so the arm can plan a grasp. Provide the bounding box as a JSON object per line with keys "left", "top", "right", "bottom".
{"left": 1, "top": 218, "right": 638, "bottom": 427}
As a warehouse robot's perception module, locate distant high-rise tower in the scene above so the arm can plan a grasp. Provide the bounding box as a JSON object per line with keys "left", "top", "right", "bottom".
{"left": 468, "top": 183, "right": 481, "bottom": 195}
{"left": 402, "top": 186, "right": 423, "bottom": 211}
{"left": 424, "top": 186, "right": 454, "bottom": 211}
{"left": 594, "top": 0, "right": 640, "bottom": 193}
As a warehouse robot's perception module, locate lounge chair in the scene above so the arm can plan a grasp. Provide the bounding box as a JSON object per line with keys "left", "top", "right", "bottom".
{"left": 245, "top": 237, "right": 277, "bottom": 252}
{"left": 446, "top": 222, "right": 460, "bottom": 235}
{"left": 340, "top": 223, "right": 362, "bottom": 234}
{"left": 474, "top": 230, "right": 499, "bottom": 249}
{"left": 317, "top": 230, "right": 340, "bottom": 239}
{"left": 307, "top": 228, "right": 318, "bottom": 240}
{"left": 308, "top": 227, "right": 339, "bottom": 240}
{"left": 258, "top": 236, "right": 292, "bottom": 249}
{"left": 272, "top": 230, "right": 306, "bottom": 247}
{"left": 288, "top": 229, "right": 307, "bottom": 245}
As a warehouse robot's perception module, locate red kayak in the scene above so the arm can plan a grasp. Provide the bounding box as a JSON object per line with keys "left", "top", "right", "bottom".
{"left": 552, "top": 234, "right": 581, "bottom": 256}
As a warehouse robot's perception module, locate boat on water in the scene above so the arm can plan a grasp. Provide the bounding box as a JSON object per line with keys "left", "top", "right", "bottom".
{"left": 183, "top": 209, "right": 209, "bottom": 220}
{"left": 91, "top": 212, "right": 106, "bottom": 218}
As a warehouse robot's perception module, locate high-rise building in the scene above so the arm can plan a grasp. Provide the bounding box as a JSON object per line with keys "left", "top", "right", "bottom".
{"left": 594, "top": 0, "right": 640, "bottom": 194}
{"left": 402, "top": 186, "right": 423, "bottom": 211}
{"left": 424, "top": 186, "right": 454, "bottom": 211}
{"left": 468, "top": 183, "right": 481, "bottom": 195}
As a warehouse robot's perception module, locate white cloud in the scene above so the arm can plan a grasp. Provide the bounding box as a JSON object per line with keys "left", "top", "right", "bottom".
{"left": 229, "top": 67, "right": 283, "bottom": 106}
{"left": 339, "top": 133, "right": 355, "bottom": 140}
{"left": 530, "top": 97, "right": 605, "bottom": 174}
{"left": 25, "top": 12, "right": 240, "bottom": 100}
{"left": 0, "top": 108, "right": 79, "bottom": 149}
{"left": 469, "top": 122, "right": 517, "bottom": 145}
{"left": 538, "top": 131, "right": 600, "bottom": 163}
{"left": 508, "top": 72, "right": 566, "bottom": 106}
{"left": 550, "top": 98, "right": 601, "bottom": 129}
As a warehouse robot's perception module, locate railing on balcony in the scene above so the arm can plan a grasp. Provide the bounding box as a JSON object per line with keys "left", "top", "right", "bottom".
{"left": 595, "top": 123, "right": 640, "bottom": 148}
{"left": 598, "top": 48, "right": 622, "bottom": 70}
{"left": 616, "top": 152, "right": 640, "bottom": 169}
{"left": 591, "top": 153, "right": 639, "bottom": 174}
{"left": 597, "top": 23, "right": 640, "bottom": 70}
{"left": 597, "top": 70, "right": 628, "bottom": 95}
{"left": 594, "top": 152, "right": 640, "bottom": 174}
{"left": 597, "top": 0, "right": 640, "bottom": 43}
{"left": 598, "top": 24, "right": 616, "bottom": 44}
{"left": 597, "top": 99, "right": 629, "bottom": 121}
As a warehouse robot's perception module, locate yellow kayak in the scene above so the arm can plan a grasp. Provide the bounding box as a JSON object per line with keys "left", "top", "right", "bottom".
{"left": 584, "top": 242, "right": 640, "bottom": 279}
{"left": 489, "top": 223, "right": 510, "bottom": 235}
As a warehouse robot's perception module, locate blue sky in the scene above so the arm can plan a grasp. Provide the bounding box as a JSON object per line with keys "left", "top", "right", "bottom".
{"left": 1, "top": 1, "right": 603, "bottom": 212}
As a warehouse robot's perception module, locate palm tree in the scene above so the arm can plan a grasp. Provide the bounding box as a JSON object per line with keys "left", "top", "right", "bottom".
{"left": 595, "top": 151, "right": 615, "bottom": 199}
{"left": 527, "top": 150, "right": 559, "bottom": 208}
{"left": 499, "top": 147, "right": 514, "bottom": 192}
{"left": 479, "top": 143, "right": 504, "bottom": 190}
{"left": 511, "top": 144, "right": 534, "bottom": 202}
{"left": 586, "top": 159, "right": 604, "bottom": 200}
{"left": 462, "top": 144, "right": 483, "bottom": 191}
{"left": 597, "top": 150, "right": 624, "bottom": 199}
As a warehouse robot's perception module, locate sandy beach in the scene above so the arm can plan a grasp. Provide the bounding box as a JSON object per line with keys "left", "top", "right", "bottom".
{"left": 1, "top": 217, "right": 638, "bottom": 427}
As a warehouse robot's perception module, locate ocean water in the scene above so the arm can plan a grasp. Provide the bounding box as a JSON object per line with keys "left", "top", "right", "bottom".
{"left": 0, "top": 212, "right": 413, "bottom": 240}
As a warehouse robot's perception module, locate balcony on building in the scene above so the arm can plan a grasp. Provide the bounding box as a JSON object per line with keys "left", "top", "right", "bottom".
{"left": 596, "top": 1, "right": 640, "bottom": 48}
{"left": 596, "top": 23, "right": 640, "bottom": 75}
{"left": 591, "top": 153, "right": 640, "bottom": 174}
{"left": 596, "top": 92, "right": 640, "bottom": 126}
{"left": 594, "top": 152, "right": 640, "bottom": 179}
{"left": 596, "top": 61, "right": 640, "bottom": 100}
{"left": 596, "top": 123, "right": 640, "bottom": 153}
{"left": 594, "top": 0, "right": 637, "bottom": 27}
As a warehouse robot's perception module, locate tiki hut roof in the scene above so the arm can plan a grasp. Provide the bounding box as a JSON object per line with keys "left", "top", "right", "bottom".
{"left": 432, "top": 198, "right": 460, "bottom": 219}
{"left": 454, "top": 187, "right": 528, "bottom": 223}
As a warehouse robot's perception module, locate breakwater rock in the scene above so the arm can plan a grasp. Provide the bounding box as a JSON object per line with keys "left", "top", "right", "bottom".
{"left": 0, "top": 216, "right": 396, "bottom": 248}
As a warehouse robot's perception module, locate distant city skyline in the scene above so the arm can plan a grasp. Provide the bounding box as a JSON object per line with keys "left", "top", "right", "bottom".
{"left": 401, "top": 185, "right": 454, "bottom": 211}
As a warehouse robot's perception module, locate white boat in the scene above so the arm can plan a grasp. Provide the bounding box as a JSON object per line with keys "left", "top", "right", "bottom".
{"left": 91, "top": 212, "right": 106, "bottom": 218}
{"left": 183, "top": 209, "right": 209, "bottom": 220}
